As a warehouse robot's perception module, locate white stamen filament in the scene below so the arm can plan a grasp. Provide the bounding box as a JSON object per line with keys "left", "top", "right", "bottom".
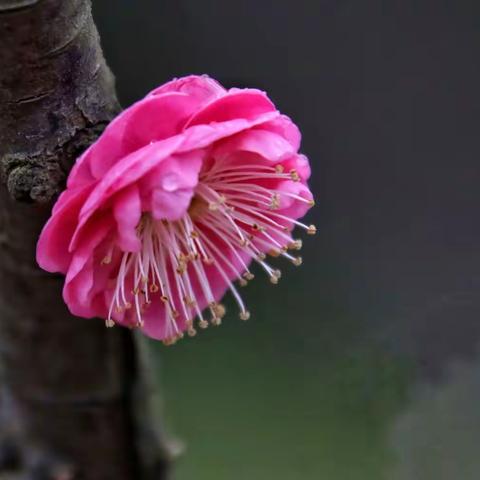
{"left": 104, "top": 158, "right": 315, "bottom": 344}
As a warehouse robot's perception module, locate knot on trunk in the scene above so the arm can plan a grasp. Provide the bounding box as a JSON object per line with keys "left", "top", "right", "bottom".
{"left": 2, "top": 154, "right": 65, "bottom": 203}
{"left": 1, "top": 121, "right": 109, "bottom": 204}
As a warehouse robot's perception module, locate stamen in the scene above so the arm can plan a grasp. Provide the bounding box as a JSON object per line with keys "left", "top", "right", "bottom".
{"left": 104, "top": 150, "right": 312, "bottom": 344}
{"left": 292, "top": 256, "right": 303, "bottom": 266}
{"left": 288, "top": 239, "right": 303, "bottom": 250}
{"left": 290, "top": 169, "right": 300, "bottom": 181}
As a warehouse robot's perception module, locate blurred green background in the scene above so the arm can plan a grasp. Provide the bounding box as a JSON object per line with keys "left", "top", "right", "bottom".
{"left": 94, "top": 1, "right": 480, "bottom": 479}
{"left": 155, "top": 280, "right": 411, "bottom": 480}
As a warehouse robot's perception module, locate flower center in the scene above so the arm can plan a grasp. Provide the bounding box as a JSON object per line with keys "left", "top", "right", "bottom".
{"left": 187, "top": 195, "right": 209, "bottom": 220}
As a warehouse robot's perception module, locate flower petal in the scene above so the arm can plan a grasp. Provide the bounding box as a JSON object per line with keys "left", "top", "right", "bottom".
{"left": 256, "top": 114, "right": 301, "bottom": 151}
{"left": 70, "top": 136, "right": 184, "bottom": 251}
{"left": 69, "top": 92, "right": 203, "bottom": 186}
{"left": 147, "top": 74, "right": 226, "bottom": 102}
{"left": 36, "top": 184, "right": 94, "bottom": 273}
{"left": 185, "top": 89, "right": 276, "bottom": 127}
{"left": 113, "top": 184, "right": 142, "bottom": 252}
{"left": 213, "top": 129, "right": 295, "bottom": 163}
{"left": 140, "top": 150, "right": 204, "bottom": 221}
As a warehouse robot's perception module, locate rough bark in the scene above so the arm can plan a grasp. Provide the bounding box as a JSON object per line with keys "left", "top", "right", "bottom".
{"left": 0, "top": 1, "right": 172, "bottom": 479}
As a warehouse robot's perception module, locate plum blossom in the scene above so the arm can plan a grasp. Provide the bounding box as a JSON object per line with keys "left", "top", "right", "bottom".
{"left": 36, "top": 75, "right": 315, "bottom": 344}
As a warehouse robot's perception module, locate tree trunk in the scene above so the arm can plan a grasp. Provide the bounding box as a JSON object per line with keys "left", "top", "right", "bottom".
{"left": 0, "top": 1, "right": 172, "bottom": 478}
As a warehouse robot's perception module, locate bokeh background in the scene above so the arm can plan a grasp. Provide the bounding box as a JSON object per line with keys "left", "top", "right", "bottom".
{"left": 94, "top": 2, "right": 480, "bottom": 479}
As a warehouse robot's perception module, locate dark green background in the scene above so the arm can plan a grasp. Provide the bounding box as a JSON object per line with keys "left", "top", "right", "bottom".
{"left": 94, "top": 2, "right": 480, "bottom": 478}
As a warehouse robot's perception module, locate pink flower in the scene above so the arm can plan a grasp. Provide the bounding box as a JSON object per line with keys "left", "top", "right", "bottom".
{"left": 36, "top": 75, "right": 315, "bottom": 344}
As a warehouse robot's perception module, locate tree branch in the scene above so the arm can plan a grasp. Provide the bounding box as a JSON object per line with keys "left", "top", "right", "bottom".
{"left": 0, "top": 1, "right": 172, "bottom": 478}
{"left": 0, "top": 0, "right": 118, "bottom": 203}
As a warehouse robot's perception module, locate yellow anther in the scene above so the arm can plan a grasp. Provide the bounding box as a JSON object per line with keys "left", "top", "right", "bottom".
{"left": 163, "top": 336, "right": 177, "bottom": 346}
{"left": 105, "top": 318, "right": 115, "bottom": 328}
{"left": 292, "top": 256, "right": 303, "bottom": 266}
{"left": 252, "top": 223, "right": 266, "bottom": 232}
{"left": 275, "top": 164, "right": 285, "bottom": 173}
{"left": 290, "top": 169, "right": 300, "bottom": 181}
{"left": 211, "top": 316, "right": 222, "bottom": 326}
{"left": 101, "top": 256, "right": 111, "bottom": 265}
{"left": 288, "top": 239, "right": 303, "bottom": 250}
{"left": 150, "top": 284, "right": 159, "bottom": 293}
{"left": 273, "top": 269, "right": 282, "bottom": 279}
{"left": 183, "top": 296, "right": 196, "bottom": 308}
{"left": 239, "top": 311, "right": 251, "bottom": 321}
{"left": 307, "top": 224, "right": 317, "bottom": 235}
{"left": 176, "top": 264, "right": 186, "bottom": 274}
{"left": 199, "top": 319, "right": 209, "bottom": 329}
{"left": 269, "top": 193, "right": 280, "bottom": 210}
{"left": 213, "top": 303, "right": 226, "bottom": 318}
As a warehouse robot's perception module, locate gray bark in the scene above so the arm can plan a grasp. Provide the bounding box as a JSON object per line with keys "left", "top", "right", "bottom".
{"left": 0, "top": 1, "right": 172, "bottom": 478}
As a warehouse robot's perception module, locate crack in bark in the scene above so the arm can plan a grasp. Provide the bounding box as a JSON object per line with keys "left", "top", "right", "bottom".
{"left": 0, "top": 0, "right": 43, "bottom": 13}
{"left": 9, "top": 90, "right": 54, "bottom": 105}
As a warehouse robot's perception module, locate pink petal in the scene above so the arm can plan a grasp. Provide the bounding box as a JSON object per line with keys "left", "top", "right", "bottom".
{"left": 36, "top": 184, "right": 94, "bottom": 273}
{"left": 63, "top": 255, "right": 95, "bottom": 317}
{"left": 140, "top": 298, "right": 175, "bottom": 340}
{"left": 255, "top": 114, "right": 301, "bottom": 151}
{"left": 177, "top": 111, "right": 280, "bottom": 153}
{"left": 212, "top": 129, "right": 295, "bottom": 163}
{"left": 64, "top": 239, "right": 119, "bottom": 319}
{"left": 69, "top": 92, "right": 202, "bottom": 186}
{"left": 70, "top": 136, "right": 183, "bottom": 251}
{"left": 185, "top": 89, "right": 276, "bottom": 128}
{"left": 113, "top": 184, "right": 142, "bottom": 252}
{"left": 140, "top": 149, "right": 204, "bottom": 221}
{"left": 283, "top": 153, "right": 311, "bottom": 182}
{"left": 147, "top": 74, "right": 226, "bottom": 101}
{"left": 277, "top": 181, "right": 313, "bottom": 220}
{"left": 66, "top": 216, "right": 113, "bottom": 282}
